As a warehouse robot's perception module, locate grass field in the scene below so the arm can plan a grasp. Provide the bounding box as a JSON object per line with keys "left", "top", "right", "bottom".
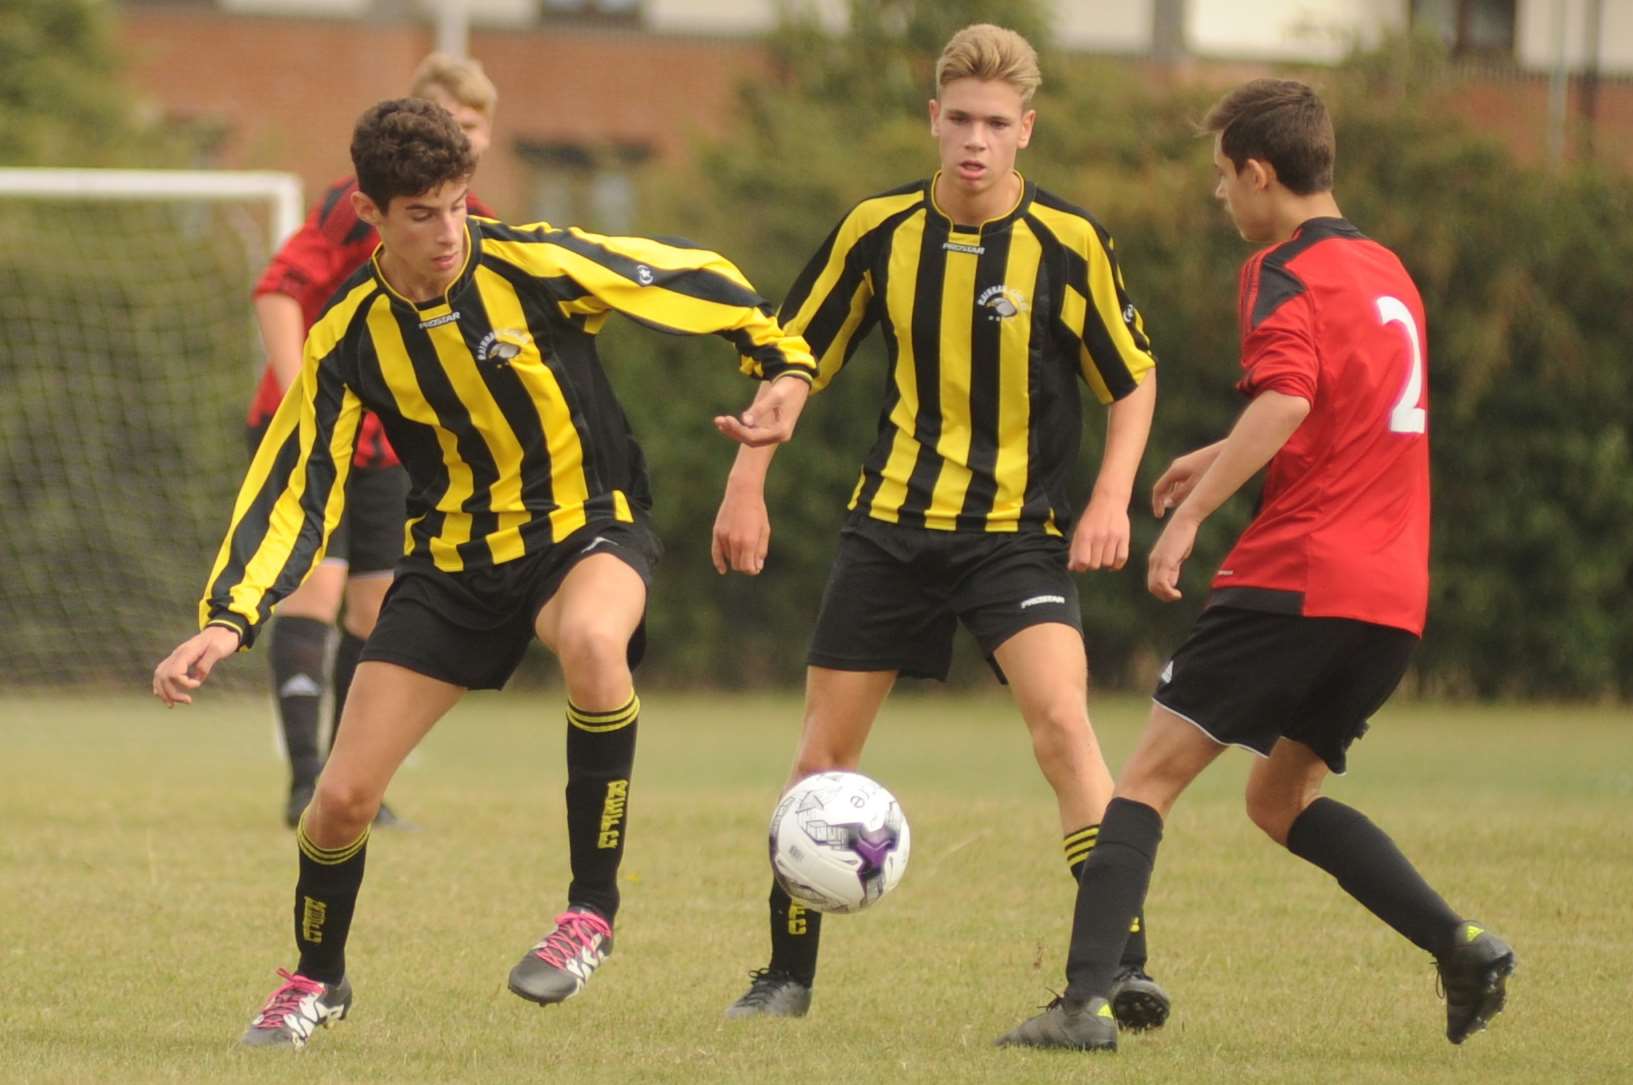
{"left": 1, "top": 688, "right": 1628, "bottom": 1084}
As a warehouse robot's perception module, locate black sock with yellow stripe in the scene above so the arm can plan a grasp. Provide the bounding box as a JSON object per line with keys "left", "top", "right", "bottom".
{"left": 1065, "top": 823, "right": 1149, "bottom": 970}
{"left": 293, "top": 814, "right": 368, "bottom": 985}
{"left": 768, "top": 879, "right": 821, "bottom": 986}
{"left": 565, "top": 694, "right": 638, "bottom": 923}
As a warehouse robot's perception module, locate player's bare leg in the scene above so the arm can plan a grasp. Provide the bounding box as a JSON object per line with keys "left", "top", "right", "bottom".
{"left": 244, "top": 663, "right": 462, "bottom": 1048}
{"left": 509, "top": 555, "right": 647, "bottom": 1006}
{"left": 786, "top": 667, "right": 896, "bottom": 785}
{"left": 726, "top": 666, "right": 896, "bottom": 1020}
{"left": 1243, "top": 737, "right": 1330, "bottom": 844}
{"left": 333, "top": 571, "right": 411, "bottom": 828}
{"left": 306, "top": 663, "right": 463, "bottom": 846}
{"left": 992, "top": 623, "right": 1112, "bottom": 831}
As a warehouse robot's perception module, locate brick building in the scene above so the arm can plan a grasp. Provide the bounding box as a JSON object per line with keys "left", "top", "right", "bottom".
{"left": 112, "top": 0, "right": 1632, "bottom": 225}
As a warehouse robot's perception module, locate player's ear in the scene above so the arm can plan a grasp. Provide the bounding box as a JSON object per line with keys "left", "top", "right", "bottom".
{"left": 1017, "top": 108, "right": 1036, "bottom": 149}
{"left": 351, "top": 189, "right": 383, "bottom": 227}
{"left": 928, "top": 96, "right": 942, "bottom": 135}
{"left": 1245, "top": 157, "right": 1276, "bottom": 193}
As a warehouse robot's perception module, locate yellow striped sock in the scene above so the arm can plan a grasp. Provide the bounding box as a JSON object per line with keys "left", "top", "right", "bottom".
{"left": 296, "top": 811, "right": 370, "bottom": 865}
{"left": 567, "top": 693, "right": 640, "bottom": 733}
{"left": 1063, "top": 824, "right": 1099, "bottom": 872}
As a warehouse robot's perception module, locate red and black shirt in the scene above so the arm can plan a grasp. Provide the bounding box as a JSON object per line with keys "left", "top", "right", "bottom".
{"left": 1211, "top": 217, "right": 1431, "bottom": 636}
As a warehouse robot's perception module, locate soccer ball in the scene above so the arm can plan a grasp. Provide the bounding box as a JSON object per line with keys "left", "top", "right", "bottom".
{"left": 768, "top": 771, "right": 910, "bottom": 914}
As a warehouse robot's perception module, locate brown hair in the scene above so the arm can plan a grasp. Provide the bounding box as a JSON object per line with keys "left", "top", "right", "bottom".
{"left": 1202, "top": 78, "right": 1334, "bottom": 195}
{"left": 409, "top": 52, "right": 498, "bottom": 119}
{"left": 350, "top": 98, "right": 477, "bottom": 209}
{"left": 935, "top": 24, "right": 1042, "bottom": 103}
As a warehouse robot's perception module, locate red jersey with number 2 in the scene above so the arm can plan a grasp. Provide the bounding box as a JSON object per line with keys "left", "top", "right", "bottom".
{"left": 1209, "top": 217, "right": 1430, "bottom": 636}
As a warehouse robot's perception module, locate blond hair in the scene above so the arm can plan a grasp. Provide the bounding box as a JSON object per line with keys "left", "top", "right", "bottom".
{"left": 935, "top": 24, "right": 1041, "bottom": 103}
{"left": 409, "top": 53, "right": 498, "bottom": 120}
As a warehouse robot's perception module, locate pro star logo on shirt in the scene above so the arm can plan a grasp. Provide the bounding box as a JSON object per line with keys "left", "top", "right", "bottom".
{"left": 418, "top": 310, "right": 461, "bottom": 329}
{"left": 476, "top": 329, "right": 534, "bottom": 368}
{"left": 978, "top": 284, "right": 1028, "bottom": 321}
{"left": 635, "top": 265, "right": 655, "bottom": 285}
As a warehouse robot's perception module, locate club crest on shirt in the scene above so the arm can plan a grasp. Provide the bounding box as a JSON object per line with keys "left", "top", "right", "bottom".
{"left": 476, "top": 328, "right": 534, "bottom": 368}
{"left": 978, "top": 284, "right": 1028, "bottom": 321}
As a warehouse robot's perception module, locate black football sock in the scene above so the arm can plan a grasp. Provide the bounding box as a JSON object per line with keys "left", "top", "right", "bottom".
{"left": 1063, "top": 798, "right": 1164, "bottom": 1001}
{"left": 564, "top": 695, "right": 638, "bottom": 923}
{"left": 326, "top": 628, "right": 367, "bottom": 754}
{"left": 1064, "top": 823, "right": 1150, "bottom": 971}
{"left": 768, "top": 880, "right": 821, "bottom": 986}
{"left": 293, "top": 814, "right": 368, "bottom": 985}
{"left": 1285, "top": 797, "right": 1463, "bottom": 956}
{"left": 268, "top": 616, "right": 330, "bottom": 790}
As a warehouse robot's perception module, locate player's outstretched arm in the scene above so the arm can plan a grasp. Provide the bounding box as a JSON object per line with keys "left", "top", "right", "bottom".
{"left": 1071, "top": 373, "right": 1157, "bottom": 573}
{"left": 1147, "top": 390, "right": 1310, "bottom": 601}
{"left": 712, "top": 441, "right": 778, "bottom": 575}
{"left": 152, "top": 624, "right": 242, "bottom": 706}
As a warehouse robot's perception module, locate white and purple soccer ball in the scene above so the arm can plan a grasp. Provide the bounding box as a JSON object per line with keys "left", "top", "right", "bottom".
{"left": 769, "top": 771, "right": 910, "bottom": 914}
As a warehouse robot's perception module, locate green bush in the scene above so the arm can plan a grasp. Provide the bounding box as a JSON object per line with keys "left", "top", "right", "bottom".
{"left": 616, "top": 6, "right": 1633, "bottom": 698}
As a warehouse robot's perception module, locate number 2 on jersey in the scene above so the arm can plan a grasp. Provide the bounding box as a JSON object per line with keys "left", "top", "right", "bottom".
{"left": 1377, "top": 295, "right": 1426, "bottom": 435}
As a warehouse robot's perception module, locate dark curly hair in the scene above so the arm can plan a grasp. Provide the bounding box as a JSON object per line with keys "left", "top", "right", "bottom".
{"left": 350, "top": 97, "right": 477, "bottom": 209}
{"left": 1202, "top": 79, "right": 1334, "bottom": 196}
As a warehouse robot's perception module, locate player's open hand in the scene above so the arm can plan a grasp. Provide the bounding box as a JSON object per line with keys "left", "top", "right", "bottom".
{"left": 714, "top": 375, "right": 811, "bottom": 447}
{"left": 712, "top": 487, "right": 771, "bottom": 575}
{"left": 1069, "top": 493, "right": 1131, "bottom": 572}
{"left": 152, "top": 624, "right": 241, "bottom": 706}
{"left": 1147, "top": 514, "right": 1199, "bottom": 602}
{"left": 1152, "top": 444, "right": 1223, "bottom": 519}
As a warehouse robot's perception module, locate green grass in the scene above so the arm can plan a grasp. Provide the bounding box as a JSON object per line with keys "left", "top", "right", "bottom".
{"left": 1, "top": 689, "right": 1627, "bottom": 1083}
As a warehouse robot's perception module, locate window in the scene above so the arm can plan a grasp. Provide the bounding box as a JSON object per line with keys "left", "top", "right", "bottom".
{"left": 1411, "top": 0, "right": 1517, "bottom": 55}
{"left": 518, "top": 142, "right": 649, "bottom": 234}
{"left": 540, "top": 0, "right": 640, "bottom": 18}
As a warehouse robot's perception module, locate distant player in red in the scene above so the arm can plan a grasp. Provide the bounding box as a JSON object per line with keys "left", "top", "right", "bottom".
{"left": 251, "top": 53, "right": 498, "bottom": 829}
{"left": 999, "top": 79, "right": 1515, "bottom": 1053}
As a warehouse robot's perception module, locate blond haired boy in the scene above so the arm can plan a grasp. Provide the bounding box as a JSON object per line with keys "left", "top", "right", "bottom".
{"left": 714, "top": 24, "right": 1169, "bottom": 1030}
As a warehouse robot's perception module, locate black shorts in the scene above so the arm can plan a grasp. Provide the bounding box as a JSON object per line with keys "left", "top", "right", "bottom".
{"left": 246, "top": 423, "right": 408, "bottom": 576}
{"left": 360, "top": 518, "right": 660, "bottom": 690}
{"left": 807, "top": 514, "right": 1083, "bottom": 683}
{"left": 1152, "top": 606, "right": 1418, "bottom": 774}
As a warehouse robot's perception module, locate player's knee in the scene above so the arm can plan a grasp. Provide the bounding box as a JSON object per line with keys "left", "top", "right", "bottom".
{"left": 555, "top": 622, "right": 632, "bottom": 680}
{"left": 1244, "top": 785, "right": 1299, "bottom": 844}
{"left": 1025, "top": 702, "right": 1092, "bottom": 767}
{"left": 311, "top": 774, "right": 380, "bottom": 838}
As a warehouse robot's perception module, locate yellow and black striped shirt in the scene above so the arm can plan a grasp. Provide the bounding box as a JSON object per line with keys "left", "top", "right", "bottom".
{"left": 202, "top": 216, "right": 814, "bottom": 643}
{"left": 782, "top": 173, "right": 1155, "bottom": 534}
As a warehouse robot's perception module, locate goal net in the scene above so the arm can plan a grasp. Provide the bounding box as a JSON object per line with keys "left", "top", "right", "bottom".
{"left": 0, "top": 168, "right": 303, "bottom": 691}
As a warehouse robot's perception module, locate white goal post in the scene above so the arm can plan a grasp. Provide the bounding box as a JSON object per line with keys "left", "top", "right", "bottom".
{"left": 0, "top": 167, "right": 307, "bottom": 690}
{"left": 0, "top": 167, "right": 304, "bottom": 251}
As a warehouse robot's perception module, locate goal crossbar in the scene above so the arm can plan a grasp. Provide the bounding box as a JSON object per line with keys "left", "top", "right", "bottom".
{"left": 0, "top": 167, "right": 304, "bottom": 248}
